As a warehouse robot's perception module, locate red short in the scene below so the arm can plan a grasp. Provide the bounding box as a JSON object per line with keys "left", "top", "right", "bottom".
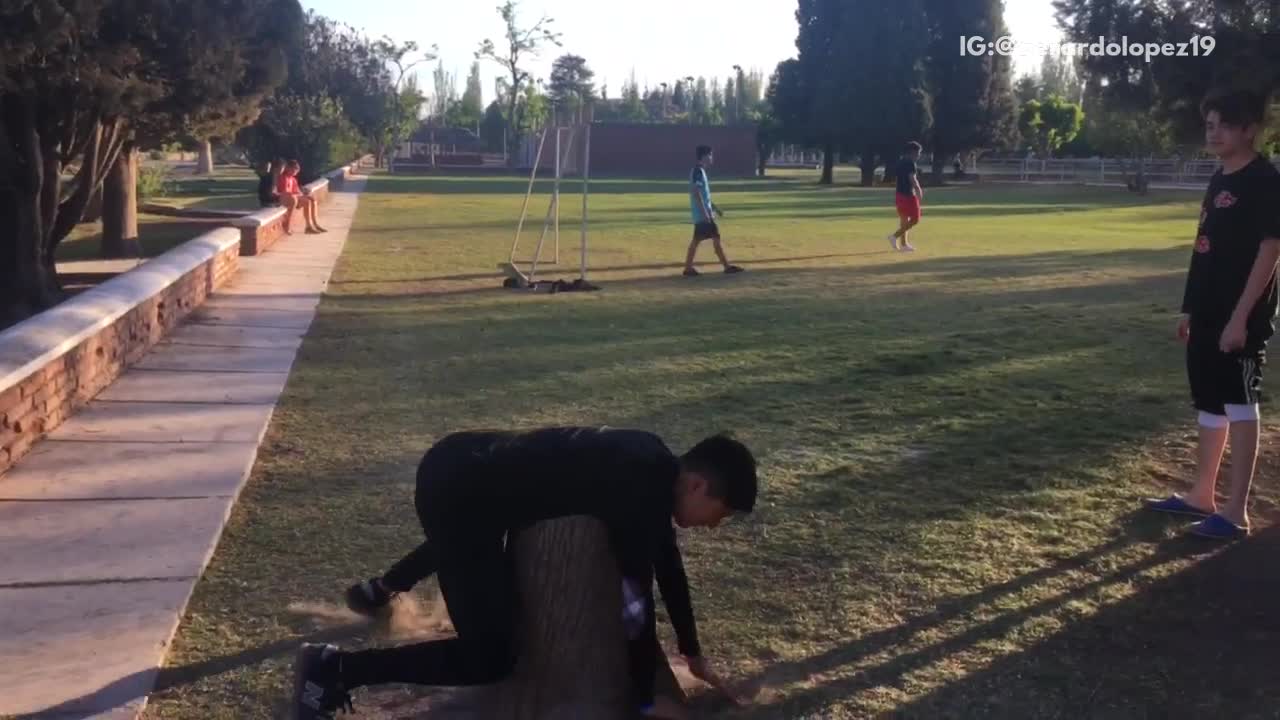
{"left": 895, "top": 193, "right": 922, "bottom": 221}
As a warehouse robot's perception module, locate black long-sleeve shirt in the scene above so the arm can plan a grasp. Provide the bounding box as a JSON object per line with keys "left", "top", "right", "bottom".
{"left": 431, "top": 426, "right": 700, "bottom": 706}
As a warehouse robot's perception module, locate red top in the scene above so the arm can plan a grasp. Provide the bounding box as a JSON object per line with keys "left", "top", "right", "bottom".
{"left": 277, "top": 174, "right": 300, "bottom": 195}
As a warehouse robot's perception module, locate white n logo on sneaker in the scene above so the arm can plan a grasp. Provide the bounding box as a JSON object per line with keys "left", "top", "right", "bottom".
{"left": 303, "top": 681, "right": 325, "bottom": 710}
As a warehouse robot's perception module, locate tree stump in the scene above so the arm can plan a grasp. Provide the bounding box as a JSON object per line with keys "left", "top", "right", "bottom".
{"left": 452, "top": 516, "right": 687, "bottom": 720}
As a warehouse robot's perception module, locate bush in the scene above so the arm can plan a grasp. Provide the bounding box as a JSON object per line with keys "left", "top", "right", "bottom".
{"left": 136, "top": 165, "right": 169, "bottom": 201}
{"left": 238, "top": 94, "right": 364, "bottom": 183}
{"left": 148, "top": 149, "right": 167, "bottom": 161}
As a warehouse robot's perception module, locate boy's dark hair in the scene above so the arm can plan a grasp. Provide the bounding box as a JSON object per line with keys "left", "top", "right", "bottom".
{"left": 696, "top": 145, "right": 713, "bottom": 161}
{"left": 1201, "top": 88, "right": 1268, "bottom": 128}
{"left": 904, "top": 141, "right": 923, "bottom": 155}
{"left": 681, "top": 434, "right": 758, "bottom": 513}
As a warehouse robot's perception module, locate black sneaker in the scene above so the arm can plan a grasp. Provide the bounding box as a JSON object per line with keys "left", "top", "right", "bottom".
{"left": 724, "top": 265, "right": 744, "bottom": 274}
{"left": 291, "top": 643, "right": 353, "bottom": 719}
{"left": 683, "top": 267, "right": 701, "bottom": 277}
{"left": 345, "top": 578, "right": 395, "bottom": 618}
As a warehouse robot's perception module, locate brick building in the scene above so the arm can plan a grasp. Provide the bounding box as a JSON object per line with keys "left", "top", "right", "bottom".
{"left": 524, "top": 122, "right": 759, "bottom": 178}
{"left": 589, "top": 123, "right": 759, "bottom": 178}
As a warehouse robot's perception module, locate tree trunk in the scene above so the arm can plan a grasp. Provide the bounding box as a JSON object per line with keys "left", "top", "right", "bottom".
{"left": 102, "top": 148, "right": 141, "bottom": 259}
{"left": 859, "top": 149, "right": 877, "bottom": 188}
{"left": 820, "top": 143, "right": 835, "bottom": 185}
{"left": 83, "top": 184, "right": 105, "bottom": 224}
{"left": 0, "top": 106, "right": 60, "bottom": 328}
{"left": 930, "top": 147, "right": 946, "bottom": 185}
{"left": 196, "top": 139, "right": 214, "bottom": 174}
{"left": 426, "top": 516, "right": 686, "bottom": 719}
{"left": 0, "top": 185, "right": 58, "bottom": 330}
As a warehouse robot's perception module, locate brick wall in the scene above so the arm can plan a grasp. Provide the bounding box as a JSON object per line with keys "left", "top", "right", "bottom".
{"left": 0, "top": 231, "right": 240, "bottom": 477}
{"left": 236, "top": 209, "right": 289, "bottom": 256}
{"left": 541, "top": 123, "right": 759, "bottom": 178}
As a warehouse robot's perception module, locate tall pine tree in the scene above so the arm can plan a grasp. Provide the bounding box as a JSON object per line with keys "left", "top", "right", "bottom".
{"left": 923, "top": 0, "right": 1017, "bottom": 180}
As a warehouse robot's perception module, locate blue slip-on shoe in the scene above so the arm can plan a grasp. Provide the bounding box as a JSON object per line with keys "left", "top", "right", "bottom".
{"left": 1144, "top": 494, "right": 1212, "bottom": 518}
{"left": 1188, "top": 514, "right": 1249, "bottom": 541}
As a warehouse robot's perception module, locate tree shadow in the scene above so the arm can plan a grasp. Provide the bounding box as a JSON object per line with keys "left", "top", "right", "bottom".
{"left": 890, "top": 524, "right": 1280, "bottom": 719}
{"left": 22, "top": 623, "right": 365, "bottom": 718}
{"left": 370, "top": 176, "right": 803, "bottom": 196}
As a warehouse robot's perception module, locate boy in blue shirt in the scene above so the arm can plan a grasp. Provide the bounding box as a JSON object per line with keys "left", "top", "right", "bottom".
{"left": 683, "top": 145, "right": 744, "bottom": 277}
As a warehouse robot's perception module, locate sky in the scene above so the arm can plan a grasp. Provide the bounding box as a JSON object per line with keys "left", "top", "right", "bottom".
{"left": 302, "top": 0, "right": 1064, "bottom": 107}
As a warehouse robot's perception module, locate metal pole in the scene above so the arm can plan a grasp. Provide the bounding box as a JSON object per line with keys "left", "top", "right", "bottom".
{"left": 509, "top": 128, "right": 549, "bottom": 265}
{"left": 580, "top": 124, "right": 591, "bottom": 281}
{"left": 554, "top": 127, "right": 561, "bottom": 264}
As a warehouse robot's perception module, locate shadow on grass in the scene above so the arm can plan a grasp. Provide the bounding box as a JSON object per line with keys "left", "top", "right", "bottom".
{"left": 327, "top": 253, "right": 885, "bottom": 286}
{"left": 368, "top": 177, "right": 803, "bottom": 196}
{"left": 891, "top": 523, "right": 1280, "bottom": 719}
{"left": 724, "top": 532, "right": 1240, "bottom": 720}
{"left": 24, "top": 624, "right": 366, "bottom": 718}
{"left": 316, "top": 247, "right": 1186, "bottom": 304}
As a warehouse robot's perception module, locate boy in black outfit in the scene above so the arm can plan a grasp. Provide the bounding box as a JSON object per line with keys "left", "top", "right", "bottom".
{"left": 1146, "top": 88, "right": 1280, "bottom": 540}
{"left": 292, "top": 427, "right": 758, "bottom": 719}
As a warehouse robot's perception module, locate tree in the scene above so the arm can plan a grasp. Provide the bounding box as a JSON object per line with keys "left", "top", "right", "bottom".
{"left": 690, "top": 77, "right": 712, "bottom": 124}
{"left": 767, "top": 59, "right": 814, "bottom": 148}
{"left": 923, "top": 0, "right": 1017, "bottom": 180}
{"left": 481, "top": 101, "right": 508, "bottom": 152}
{"left": 622, "top": 74, "right": 646, "bottom": 122}
{"left": 1055, "top": 0, "right": 1280, "bottom": 144}
{"left": 431, "top": 61, "right": 459, "bottom": 121}
{"left": 549, "top": 54, "right": 597, "bottom": 124}
{"left": 796, "top": 0, "right": 931, "bottom": 185}
{"left": 477, "top": 0, "right": 563, "bottom": 163}
{"left": 1039, "top": 48, "right": 1083, "bottom": 104}
{"left": 1019, "top": 96, "right": 1085, "bottom": 157}
{"left": 644, "top": 88, "right": 666, "bottom": 122}
{"left": 710, "top": 79, "right": 725, "bottom": 124}
{"left": 725, "top": 77, "right": 739, "bottom": 124}
{"left": 1015, "top": 76, "right": 1041, "bottom": 105}
{"left": 459, "top": 62, "right": 486, "bottom": 130}
{"left": 1, "top": 0, "right": 301, "bottom": 325}
{"left": 672, "top": 81, "right": 689, "bottom": 112}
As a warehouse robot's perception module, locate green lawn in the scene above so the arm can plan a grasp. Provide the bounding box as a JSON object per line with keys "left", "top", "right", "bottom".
{"left": 57, "top": 215, "right": 229, "bottom": 262}
{"left": 57, "top": 167, "right": 258, "bottom": 263}
{"left": 143, "top": 173, "right": 1279, "bottom": 719}
{"left": 147, "top": 166, "right": 263, "bottom": 212}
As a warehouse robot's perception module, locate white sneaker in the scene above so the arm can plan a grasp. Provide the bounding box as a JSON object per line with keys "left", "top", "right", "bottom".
{"left": 887, "top": 233, "right": 898, "bottom": 251}
{"left": 902, "top": 243, "right": 916, "bottom": 252}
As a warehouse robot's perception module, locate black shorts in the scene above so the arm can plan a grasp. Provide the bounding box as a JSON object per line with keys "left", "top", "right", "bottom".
{"left": 692, "top": 222, "right": 720, "bottom": 241}
{"left": 1187, "top": 340, "right": 1265, "bottom": 415}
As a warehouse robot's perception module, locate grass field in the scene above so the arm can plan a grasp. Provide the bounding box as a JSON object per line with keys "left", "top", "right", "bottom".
{"left": 143, "top": 172, "right": 1279, "bottom": 719}
{"left": 57, "top": 168, "right": 260, "bottom": 263}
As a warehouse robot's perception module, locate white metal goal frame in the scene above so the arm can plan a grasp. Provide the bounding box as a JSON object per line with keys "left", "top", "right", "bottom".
{"left": 499, "top": 119, "right": 593, "bottom": 290}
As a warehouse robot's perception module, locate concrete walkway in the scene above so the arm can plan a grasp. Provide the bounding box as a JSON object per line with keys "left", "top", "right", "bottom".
{"left": 0, "top": 178, "right": 366, "bottom": 719}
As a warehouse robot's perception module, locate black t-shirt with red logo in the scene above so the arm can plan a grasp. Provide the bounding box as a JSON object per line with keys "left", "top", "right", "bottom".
{"left": 1181, "top": 155, "right": 1280, "bottom": 347}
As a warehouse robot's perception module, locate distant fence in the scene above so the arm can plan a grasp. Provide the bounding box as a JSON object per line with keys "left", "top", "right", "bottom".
{"left": 973, "top": 156, "right": 1280, "bottom": 187}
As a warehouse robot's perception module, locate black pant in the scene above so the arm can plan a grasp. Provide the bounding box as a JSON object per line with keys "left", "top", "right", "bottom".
{"left": 339, "top": 437, "right": 517, "bottom": 689}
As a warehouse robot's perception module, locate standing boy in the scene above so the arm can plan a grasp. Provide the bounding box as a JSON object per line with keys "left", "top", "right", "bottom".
{"left": 292, "top": 427, "right": 758, "bottom": 719}
{"left": 1147, "top": 88, "right": 1280, "bottom": 540}
{"left": 684, "top": 145, "right": 744, "bottom": 276}
{"left": 887, "top": 142, "right": 925, "bottom": 252}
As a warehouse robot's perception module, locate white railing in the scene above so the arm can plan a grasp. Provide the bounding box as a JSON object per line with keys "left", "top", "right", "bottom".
{"left": 972, "top": 156, "right": 1280, "bottom": 186}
